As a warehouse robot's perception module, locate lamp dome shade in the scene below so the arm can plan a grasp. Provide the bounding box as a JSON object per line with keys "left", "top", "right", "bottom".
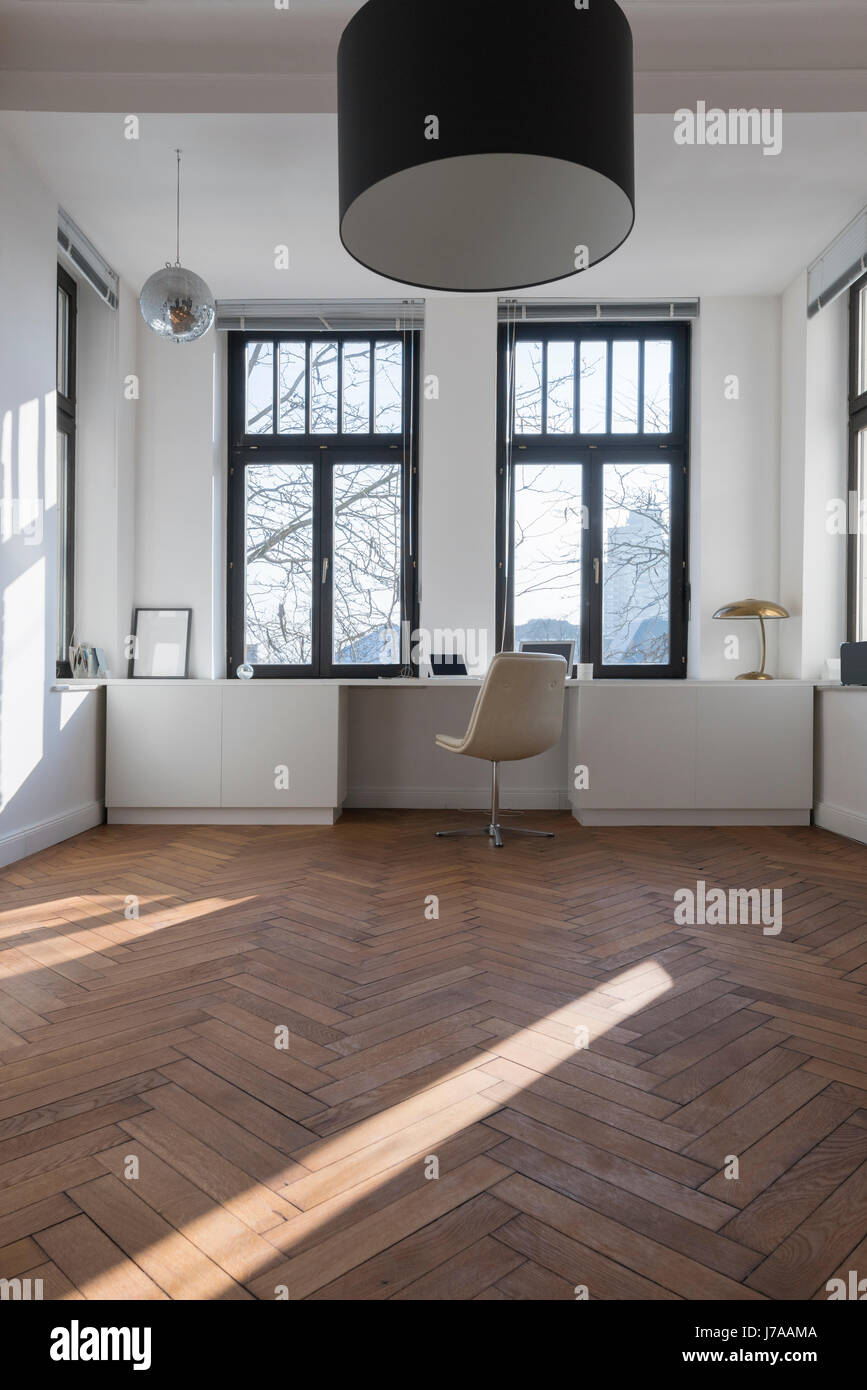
{"left": 713, "top": 600, "right": 790, "bottom": 620}
{"left": 337, "top": 0, "right": 635, "bottom": 293}
{"left": 139, "top": 265, "right": 215, "bottom": 343}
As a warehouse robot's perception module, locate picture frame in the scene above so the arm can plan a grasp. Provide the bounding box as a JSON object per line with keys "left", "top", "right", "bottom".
{"left": 129, "top": 608, "right": 192, "bottom": 679}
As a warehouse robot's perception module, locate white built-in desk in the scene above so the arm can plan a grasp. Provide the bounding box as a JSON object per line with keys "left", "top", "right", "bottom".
{"left": 91, "top": 677, "right": 816, "bottom": 828}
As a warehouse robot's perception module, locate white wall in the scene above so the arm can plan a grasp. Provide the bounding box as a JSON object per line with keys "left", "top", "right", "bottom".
{"left": 779, "top": 274, "right": 808, "bottom": 677}
{"left": 693, "top": 298, "right": 782, "bottom": 678}
{"left": 134, "top": 323, "right": 226, "bottom": 678}
{"left": 0, "top": 128, "right": 103, "bottom": 865}
{"left": 419, "top": 297, "right": 498, "bottom": 674}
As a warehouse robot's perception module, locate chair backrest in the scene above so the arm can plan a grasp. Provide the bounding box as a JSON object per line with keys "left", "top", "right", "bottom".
{"left": 459, "top": 652, "right": 567, "bottom": 762}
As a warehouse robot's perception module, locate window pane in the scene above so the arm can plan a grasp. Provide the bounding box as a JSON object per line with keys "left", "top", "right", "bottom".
{"left": 611, "top": 341, "right": 639, "bottom": 433}
{"left": 57, "top": 430, "right": 69, "bottom": 662}
{"left": 310, "top": 340, "right": 339, "bottom": 433}
{"left": 333, "top": 462, "right": 402, "bottom": 664}
{"left": 278, "top": 342, "right": 306, "bottom": 434}
{"left": 57, "top": 287, "right": 69, "bottom": 398}
{"left": 857, "top": 429, "right": 867, "bottom": 641}
{"left": 514, "top": 340, "right": 543, "bottom": 433}
{"left": 373, "top": 341, "right": 403, "bottom": 433}
{"left": 245, "top": 342, "right": 273, "bottom": 434}
{"left": 546, "top": 341, "right": 575, "bottom": 434}
{"left": 643, "top": 340, "right": 673, "bottom": 433}
{"left": 513, "top": 463, "right": 582, "bottom": 651}
{"left": 602, "top": 463, "right": 671, "bottom": 665}
{"left": 244, "top": 463, "right": 313, "bottom": 664}
{"left": 860, "top": 286, "right": 867, "bottom": 397}
{"left": 342, "top": 342, "right": 371, "bottom": 434}
{"left": 579, "top": 341, "right": 607, "bottom": 433}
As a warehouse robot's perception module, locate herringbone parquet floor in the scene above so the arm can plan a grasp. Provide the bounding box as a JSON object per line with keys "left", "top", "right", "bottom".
{"left": 1, "top": 809, "right": 867, "bottom": 1300}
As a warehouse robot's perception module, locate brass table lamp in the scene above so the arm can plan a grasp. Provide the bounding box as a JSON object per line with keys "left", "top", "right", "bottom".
{"left": 713, "top": 599, "right": 790, "bottom": 680}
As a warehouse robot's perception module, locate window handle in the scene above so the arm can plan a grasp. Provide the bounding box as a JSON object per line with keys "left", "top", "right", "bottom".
{"left": 321, "top": 557, "right": 330, "bottom": 585}
{"left": 593, "top": 557, "right": 600, "bottom": 585}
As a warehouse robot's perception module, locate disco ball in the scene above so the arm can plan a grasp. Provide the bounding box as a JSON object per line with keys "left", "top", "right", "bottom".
{"left": 139, "top": 264, "right": 215, "bottom": 343}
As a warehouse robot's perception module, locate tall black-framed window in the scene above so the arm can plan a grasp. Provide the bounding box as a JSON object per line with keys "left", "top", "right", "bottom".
{"left": 496, "top": 321, "right": 690, "bottom": 678}
{"left": 848, "top": 270, "right": 867, "bottom": 642}
{"left": 56, "top": 265, "right": 77, "bottom": 678}
{"left": 227, "top": 331, "right": 420, "bottom": 677}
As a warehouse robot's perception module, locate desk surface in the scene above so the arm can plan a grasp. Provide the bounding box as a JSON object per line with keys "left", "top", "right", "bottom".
{"left": 55, "top": 677, "right": 822, "bottom": 692}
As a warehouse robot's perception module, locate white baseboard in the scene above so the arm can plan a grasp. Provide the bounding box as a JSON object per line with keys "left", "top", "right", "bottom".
{"left": 0, "top": 800, "right": 104, "bottom": 868}
{"left": 107, "top": 807, "right": 340, "bottom": 826}
{"left": 573, "top": 808, "right": 811, "bottom": 827}
{"left": 343, "top": 787, "right": 570, "bottom": 811}
{"left": 814, "top": 801, "right": 867, "bottom": 845}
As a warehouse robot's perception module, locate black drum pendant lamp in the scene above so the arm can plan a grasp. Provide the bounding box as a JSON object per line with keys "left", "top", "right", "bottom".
{"left": 337, "top": 0, "right": 635, "bottom": 293}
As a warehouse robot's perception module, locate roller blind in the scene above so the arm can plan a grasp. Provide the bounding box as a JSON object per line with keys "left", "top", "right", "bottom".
{"left": 57, "top": 208, "right": 118, "bottom": 311}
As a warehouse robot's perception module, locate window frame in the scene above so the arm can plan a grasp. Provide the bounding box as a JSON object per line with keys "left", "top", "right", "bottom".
{"left": 227, "top": 329, "right": 420, "bottom": 678}
{"left": 847, "top": 270, "right": 867, "bottom": 643}
{"left": 496, "top": 321, "right": 691, "bottom": 679}
{"left": 56, "top": 265, "right": 77, "bottom": 679}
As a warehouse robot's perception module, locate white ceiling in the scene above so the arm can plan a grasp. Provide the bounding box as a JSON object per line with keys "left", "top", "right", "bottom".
{"left": 1, "top": 0, "right": 866, "bottom": 112}
{"left": 3, "top": 109, "right": 865, "bottom": 300}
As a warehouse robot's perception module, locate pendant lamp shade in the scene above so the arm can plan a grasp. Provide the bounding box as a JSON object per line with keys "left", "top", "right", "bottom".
{"left": 139, "top": 265, "right": 215, "bottom": 343}
{"left": 337, "top": 0, "right": 635, "bottom": 293}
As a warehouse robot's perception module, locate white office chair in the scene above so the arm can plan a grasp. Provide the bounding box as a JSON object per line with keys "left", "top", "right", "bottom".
{"left": 434, "top": 652, "right": 567, "bottom": 848}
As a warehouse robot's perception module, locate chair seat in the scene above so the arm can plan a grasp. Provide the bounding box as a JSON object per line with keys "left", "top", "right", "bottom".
{"left": 435, "top": 733, "right": 465, "bottom": 753}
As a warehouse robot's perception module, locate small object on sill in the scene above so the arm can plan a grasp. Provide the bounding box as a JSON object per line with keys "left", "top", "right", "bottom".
{"left": 823, "top": 657, "right": 842, "bottom": 683}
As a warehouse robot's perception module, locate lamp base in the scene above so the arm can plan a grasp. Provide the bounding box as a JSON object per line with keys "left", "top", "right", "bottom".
{"left": 736, "top": 671, "right": 774, "bottom": 681}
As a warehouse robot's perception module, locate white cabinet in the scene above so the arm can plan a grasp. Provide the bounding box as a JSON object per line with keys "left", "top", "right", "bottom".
{"left": 106, "top": 684, "right": 221, "bottom": 808}
{"left": 570, "top": 685, "right": 697, "bottom": 809}
{"left": 695, "top": 685, "right": 813, "bottom": 809}
{"left": 569, "top": 682, "right": 813, "bottom": 826}
{"left": 106, "top": 683, "right": 346, "bottom": 823}
{"left": 221, "top": 685, "right": 345, "bottom": 808}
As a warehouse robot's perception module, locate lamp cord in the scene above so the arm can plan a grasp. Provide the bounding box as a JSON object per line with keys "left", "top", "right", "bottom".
{"left": 175, "top": 148, "right": 181, "bottom": 266}
{"left": 500, "top": 301, "right": 517, "bottom": 653}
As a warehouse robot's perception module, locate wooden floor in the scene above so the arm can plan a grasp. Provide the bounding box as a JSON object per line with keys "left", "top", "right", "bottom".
{"left": 1, "top": 810, "right": 867, "bottom": 1301}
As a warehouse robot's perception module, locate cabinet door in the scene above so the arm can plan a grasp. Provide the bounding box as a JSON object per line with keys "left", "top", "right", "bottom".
{"left": 695, "top": 686, "right": 813, "bottom": 809}
{"left": 573, "top": 685, "right": 697, "bottom": 809}
{"left": 220, "top": 685, "right": 341, "bottom": 807}
{"left": 106, "top": 686, "right": 221, "bottom": 807}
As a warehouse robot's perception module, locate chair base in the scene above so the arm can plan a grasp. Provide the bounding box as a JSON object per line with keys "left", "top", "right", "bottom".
{"left": 435, "top": 822, "right": 555, "bottom": 850}
{"left": 434, "top": 762, "right": 555, "bottom": 848}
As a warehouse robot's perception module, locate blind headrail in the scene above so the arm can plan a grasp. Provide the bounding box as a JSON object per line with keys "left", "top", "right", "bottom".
{"left": 216, "top": 298, "right": 425, "bottom": 333}
{"left": 497, "top": 299, "right": 699, "bottom": 323}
